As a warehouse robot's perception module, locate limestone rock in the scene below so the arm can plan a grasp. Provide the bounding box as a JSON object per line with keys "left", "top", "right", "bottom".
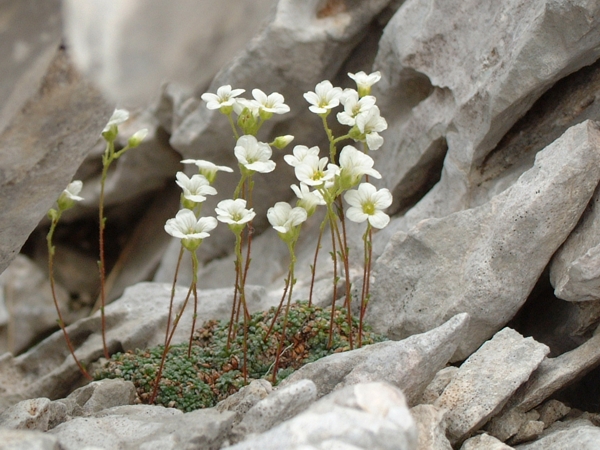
{"left": 435, "top": 328, "right": 549, "bottom": 444}
{"left": 461, "top": 433, "right": 515, "bottom": 450}
{"left": 62, "top": 0, "right": 277, "bottom": 106}
{"left": 0, "top": 47, "right": 112, "bottom": 275}
{"left": 515, "top": 419, "right": 600, "bottom": 450}
{"left": 232, "top": 379, "right": 317, "bottom": 439}
{"left": 0, "top": 429, "right": 60, "bottom": 450}
{"left": 228, "top": 382, "right": 418, "bottom": 450}
{"left": 551, "top": 184, "right": 600, "bottom": 301}
{"left": 58, "top": 379, "right": 137, "bottom": 418}
{"left": 48, "top": 404, "right": 235, "bottom": 450}
{"left": 497, "top": 327, "right": 600, "bottom": 415}
{"left": 280, "top": 313, "right": 469, "bottom": 405}
{"left": 0, "top": 398, "right": 53, "bottom": 431}
{"left": 410, "top": 404, "right": 452, "bottom": 450}
{"left": 420, "top": 366, "right": 459, "bottom": 405}
{"left": 369, "top": 121, "right": 600, "bottom": 360}
{"left": 217, "top": 379, "right": 273, "bottom": 420}
{"left": 373, "top": 0, "right": 600, "bottom": 245}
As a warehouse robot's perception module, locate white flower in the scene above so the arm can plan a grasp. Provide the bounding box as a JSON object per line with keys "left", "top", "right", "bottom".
{"left": 294, "top": 155, "right": 339, "bottom": 187}
{"left": 338, "top": 145, "right": 381, "bottom": 188}
{"left": 102, "top": 109, "right": 129, "bottom": 132}
{"left": 164, "top": 209, "right": 218, "bottom": 250}
{"left": 284, "top": 145, "right": 321, "bottom": 168}
{"left": 127, "top": 128, "right": 148, "bottom": 147}
{"left": 272, "top": 135, "right": 295, "bottom": 149}
{"left": 267, "top": 202, "right": 307, "bottom": 235}
{"left": 181, "top": 159, "right": 233, "bottom": 183}
{"left": 57, "top": 180, "right": 84, "bottom": 211}
{"left": 234, "top": 135, "right": 276, "bottom": 173}
{"left": 175, "top": 172, "right": 217, "bottom": 203}
{"left": 337, "top": 90, "right": 376, "bottom": 126}
{"left": 215, "top": 199, "right": 255, "bottom": 226}
{"left": 252, "top": 89, "right": 290, "bottom": 115}
{"left": 348, "top": 71, "right": 381, "bottom": 96}
{"left": 355, "top": 105, "right": 388, "bottom": 150}
{"left": 291, "top": 183, "right": 325, "bottom": 215}
{"left": 201, "top": 85, "right": 245, "bottom": 110}
{"left": 233, "top": 97, "right": 261, "bottom": 117}
{"left": 63, "top": 180, "right": 84, "bottom": 202}
{"left": 303, "top": 80, "right": 343, "bottom": 114}
{"left": 344, "top": 182, "right": 392, "bottom": 229}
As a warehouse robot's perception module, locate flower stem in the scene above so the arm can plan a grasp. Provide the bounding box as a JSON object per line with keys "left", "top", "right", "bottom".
{"left": 98, "top": 140, "right": 112, "bottom": 360}
{"left": 188, "top": 251, "right": 199, "bottom": 357}
{"left": 47, "top": 214, "right": 92, "bottom": 380}
{"left": 358, "top": 224, "right": 373, "bottom": 347}
{"left": 271, "top": 241, "right": 296, "bottom": 382}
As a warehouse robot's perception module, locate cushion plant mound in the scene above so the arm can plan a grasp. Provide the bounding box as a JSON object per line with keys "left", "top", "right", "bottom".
{"left": 94, "top": 301, "right": 386, "bottom": 412}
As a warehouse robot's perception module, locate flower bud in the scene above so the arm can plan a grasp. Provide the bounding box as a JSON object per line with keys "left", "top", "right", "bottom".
{"left": 272, "top": 135, "right": 294, "bottom": 150}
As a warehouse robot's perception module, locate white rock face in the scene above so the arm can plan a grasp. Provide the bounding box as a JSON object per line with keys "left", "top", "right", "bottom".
{"left": 369, "top": 121, "right": 600, "bottom": 359}
{"left": 550, "top": 184, "right": 600, "bottom": 301}
{"left": 281, "top": 313, "right": 469, "bottom": 405}
{"left": 228, "top": 382, "right": 418, "bottom": 450}
{"left": 0, "top": 47, "right": 112, "bottom": 275}
{"left": 373, "top": 0, "right": 600, "bottom": 246}
{"left": 62, "top": 0, "right": 278, "bottom": 106}
{"left": 435, "top": 328, "right": 549, "bottom": 444}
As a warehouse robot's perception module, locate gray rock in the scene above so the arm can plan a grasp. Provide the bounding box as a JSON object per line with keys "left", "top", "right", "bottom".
{"left": 501, "top": 327, "right": 600, "bottom": 414}
{"left": 280, "top": 313, "right": 469, "bottom": 405}
{"left": 0, "top": 282, "right": 276, "bottom": 413}
{"left": 486, "top": 408, "right": 531, "bottom": 443}
{"left": 460, "top": 433, "right": 515, "bottom": 450}
{"left": 0, "top": 398, "right": 52, "bottom": 431}
{"left": 537, "top": 400, "right": 571, "bottom": 429}
{"left": 510, "top": 417, "right": 544, "bottom": 446}
{"left": 420, "top": 366, "right": 459, "bottom": 405}
{"left": 228, "top": 382, "right": 418, "bottom": 450}
{"left": 232, "top": 379, "right": 317, "bottom": 439}
{"left": 0, "top": 0, "right": 62, "bottom": 135}
{"left": 373, "top": 0, "right": 600, "bottom": 245}
{"left": 435, "top": 328, "right": 549, "bottom": 444}
{"left": 62, "top": 0, "right": 277, "bottom": 106}
{"left": 369, "top": 121, "right": 600, "bottom": 360}
{"left": 0, "top": 46, "right": 112, "bottom": 275}
{"left": 515, "top": 419, "right": 600, "bottom": 450}
{"left": 551, "top": 183, "right": 600, "bottom": 301}
{"left": 0, "top": 255, "right": 77, "bottom": 355}
{"left": 59, "top": 379, "right": 137, "bottom": 417}
{"left": 0, "top": 429, "right": 60, "bottom": 450}
{"left": 217, "top": 379, "right": 273, "bottom": 419}
{"left": 410, "top": 404, "right": 452, "bottom": 450}
{"left": 49, "top": 404, "right": 235, "bottom": 450}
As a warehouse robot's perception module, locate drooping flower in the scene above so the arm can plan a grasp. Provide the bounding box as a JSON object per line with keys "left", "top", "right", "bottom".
{"left": 267, "top": 202, "right": 308, "bottom": 241}
{"left": 355, "top": 105, "right": 388, "bottom": 150}
{"left": 102, "top": 109, "right": 129, "bottom": 132}
{"left": 344, "top": 182, "right": 392, "bottom": 229}
{"left": 252, "top": 89, "right": 290, "bottom": 115}
{"left": 181, "top": 159, "right": 233, "bottom": 184}
{"left": 291, "top": 183, "right": 325, "bottom": 216}
{"left": 294, "top": 155, "right": 339, "bottom": 187}
{"left": 234, "top": 135, "right": 276, "bottom": 174}
{"left": 348, "top": 71, "right": 381, "bottom": 97}
{"left": 127, "top": 128, "right": 149, "bottom": 148}
{"left": 284, "top": 145, "right": 321, "bottom": 168}
{"left": 338, "top": 145, "right": 382, "bottom": 188}
{"left": 215, "top": 199, "right": 255, "bottom": 234}
{"left": 201, "top": 85, "right": 245, "bottom": 111}
{"left": 337, "top": 89, "right": 376, "bottom": 127}
{"left": 303, "top": 80, "right": 343, "bottom": 115}
{"left": 164, "top": 209, "right": 218, "bottom": 251}
{"left": 57, "top": 180, "right": 84, "bottom": 211}
{"left": 175, "top": 172, "right": 217, "bottom": 204}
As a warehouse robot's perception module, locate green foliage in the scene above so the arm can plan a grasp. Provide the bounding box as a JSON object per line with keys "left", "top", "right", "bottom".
{"left": 95, "top": 301, "right": 386, "bottom": 412}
